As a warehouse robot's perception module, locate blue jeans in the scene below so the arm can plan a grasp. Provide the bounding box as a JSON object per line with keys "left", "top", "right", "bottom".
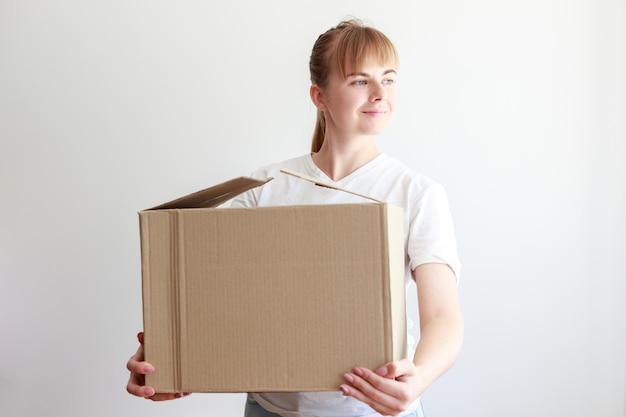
{"left": 244, "top": 394, "right": 425, "bottom": 417}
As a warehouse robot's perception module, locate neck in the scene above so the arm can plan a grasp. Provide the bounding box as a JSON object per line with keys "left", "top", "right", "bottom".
{"left": 312, "top": 135, "right": 380, "bottom": 181}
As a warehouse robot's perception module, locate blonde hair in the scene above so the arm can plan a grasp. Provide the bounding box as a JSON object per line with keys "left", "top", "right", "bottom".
{"left": 309, "top": 19, "right": 399, "bottom": 152}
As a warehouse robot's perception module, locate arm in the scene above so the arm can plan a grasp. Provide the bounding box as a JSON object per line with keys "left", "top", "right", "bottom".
{"left": 126, "top": 332, "right": 191, "bottom": 401}
{"left": 340, "top": 263, "right": 463, "bottom": 416}
{"left": 411, "top": 263, "right": 464, "bottom": 386}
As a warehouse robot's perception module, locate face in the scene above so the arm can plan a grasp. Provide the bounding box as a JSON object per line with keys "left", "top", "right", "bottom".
{"left": 313, "top": 58, "right": 397, "bottom": 140}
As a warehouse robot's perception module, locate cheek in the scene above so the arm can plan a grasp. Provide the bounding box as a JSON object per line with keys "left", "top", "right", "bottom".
{"left": 325, "top": 95, "right": 350, "bottom": 114}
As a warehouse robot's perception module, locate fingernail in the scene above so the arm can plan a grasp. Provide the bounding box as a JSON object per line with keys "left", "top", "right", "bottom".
{"left": 144, "top": 387, "right": 155, "bottom": 397}
{"left": 376, "top": 366, "right": 389, "bottom": 377}
{"left": 143, "top": 365, "right": 155, "bottom": 373}
{"left": 353, "top": 367, "right": 363, "bottom": 376}
{"left": 344, "top": 373, "right": 354, "bottom": 383}
{"left": 340, "top": 385, "right": 349, "bottom": 396}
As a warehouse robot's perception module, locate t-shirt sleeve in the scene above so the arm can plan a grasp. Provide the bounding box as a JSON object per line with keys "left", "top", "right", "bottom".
{"left": 228, "top": 188, "right": 257, "bottom": 208}
{"left": 407, "top": 183, "right": 461, "bottom": 281}
{"left": 224, "top": 169, "right": 268, "bottom": 208}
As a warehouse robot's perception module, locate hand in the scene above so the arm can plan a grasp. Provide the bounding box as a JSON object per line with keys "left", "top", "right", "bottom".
{"left": 340, "top": 359, "right": 423, "bottom": 416}
{"left": 126, "top": 332, "right": 191, "bottom": 401}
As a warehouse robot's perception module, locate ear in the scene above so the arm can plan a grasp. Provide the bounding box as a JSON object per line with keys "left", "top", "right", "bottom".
{"left": 310, "top": 84, "right": 327, "bottom": 111}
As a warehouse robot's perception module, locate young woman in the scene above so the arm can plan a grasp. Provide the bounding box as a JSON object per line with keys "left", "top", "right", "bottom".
{"left": 126, "top": 19, "right": 463, "bottom": 417}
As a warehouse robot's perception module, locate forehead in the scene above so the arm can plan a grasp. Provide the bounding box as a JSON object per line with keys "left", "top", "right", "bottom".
{"left": 346, "top": 58, "right": 397, "bottom": 73}
{"left": 334, "top": 43, "right": 398, "bottom": 78}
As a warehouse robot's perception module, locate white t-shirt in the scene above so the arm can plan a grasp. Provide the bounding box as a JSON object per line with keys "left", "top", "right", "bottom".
{"left": 230, "top": 153, "right": 461, "bottom": 417}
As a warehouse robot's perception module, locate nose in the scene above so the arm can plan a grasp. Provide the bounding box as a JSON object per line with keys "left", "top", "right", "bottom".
{"left": 370, "top": 83, "right": 386, "bottom": 102}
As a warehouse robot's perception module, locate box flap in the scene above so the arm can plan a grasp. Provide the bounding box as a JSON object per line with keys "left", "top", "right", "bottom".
{"left": 147, "top": 177, "right": 272, "bottom": 210}
{"left": 280, "top": 169, "right": 384, "bottom": 203}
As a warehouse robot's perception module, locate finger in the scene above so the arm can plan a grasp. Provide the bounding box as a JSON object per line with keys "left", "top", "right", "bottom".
{"left": 375, "top": 359, "right": 414, "bottom": 380}
{"left": 125, "top": 360, "right": 154, "bottom": 396}
{"left": 126, "top": 367, "right": 154, "bottom": 398}
{"left": 126, "top": 343, "right": 157, "bottom": 399}
{"left": 353, "top": 367, "right": 403, "bottom": 398}
{"left": 340, "top": 381, "right": 395, "bottom": 416}
{"left": 127, "top": 373, "right": 190, "bottom": 400}
{"left": 127, "top": 359, "right": 154, "bottom": 375}
{"left": 127, "top": 380, "right": 156, "bottom": 398}
{"left": 147, "top": 392, "right": 192, "bottom": 401}
{"left": 342, "top": 370, "right": 398, "bottom": 412}
{"left": 345, "top": 366, "right": 416, "bottom": 415}
{"left": 126, "top": 344, "right": 154, "bottom": 374}
{"left": 126, "top": 355, "right": 154, "bottom": 375}
{"left": 127, "top": 332, "right": 192, "bottom": 401}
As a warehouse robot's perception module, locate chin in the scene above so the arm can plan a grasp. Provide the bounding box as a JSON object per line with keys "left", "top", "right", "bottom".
{"left": 365, "top": 124, "right": 392, "bottom": 136}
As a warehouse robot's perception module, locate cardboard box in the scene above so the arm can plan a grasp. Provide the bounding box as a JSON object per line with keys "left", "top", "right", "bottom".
{"left": 139, "top": 174, "right": 407, "bottom": 393}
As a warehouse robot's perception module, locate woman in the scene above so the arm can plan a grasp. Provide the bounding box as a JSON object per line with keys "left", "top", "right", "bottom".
{"left": 126, "top": 19, "right": 463, "bottom": 417}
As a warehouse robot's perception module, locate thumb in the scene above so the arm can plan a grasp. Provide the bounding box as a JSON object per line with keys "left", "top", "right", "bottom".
{"left": 374, "top": 364, "right": 390, "bottom": 378}
{"left": 375, "top": 360, "right": 414, "bottom": 379}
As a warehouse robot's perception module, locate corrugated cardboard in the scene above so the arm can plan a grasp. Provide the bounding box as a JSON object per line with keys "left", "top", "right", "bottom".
{"left": 139, "top": 174, "right": 406, "bottom": 393}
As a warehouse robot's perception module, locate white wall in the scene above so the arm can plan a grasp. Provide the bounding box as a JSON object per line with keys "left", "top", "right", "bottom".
{"left": 1, "top": 1, "right": 624, "bottom": 416}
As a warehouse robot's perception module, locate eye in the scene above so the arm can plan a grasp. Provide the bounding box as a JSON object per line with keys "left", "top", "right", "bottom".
{"left": 352, "top": 79, "right": 367, "bottom": 86}
{"left": 383, "top": 78, "right": 395, "bottom": 85}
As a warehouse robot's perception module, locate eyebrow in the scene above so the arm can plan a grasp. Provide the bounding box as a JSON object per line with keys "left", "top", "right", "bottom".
{"left": 347, "top": 69, "right": 397, "bottom": 77}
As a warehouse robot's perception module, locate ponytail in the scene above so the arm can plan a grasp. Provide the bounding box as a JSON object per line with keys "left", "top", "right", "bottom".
{"left": 311, "top": 110, "right": 325, "bottom": 153}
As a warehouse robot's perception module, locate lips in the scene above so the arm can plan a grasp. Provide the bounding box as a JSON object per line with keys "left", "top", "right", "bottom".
{"left": 362, "top": 109, "right": 388, "bottom": 115}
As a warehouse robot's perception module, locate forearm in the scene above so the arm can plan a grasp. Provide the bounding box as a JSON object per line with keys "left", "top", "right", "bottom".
{"left": 412, "top": 311, "right": 464, "bottom": 391}
{"left": 411, "top": 262, "right": 464, "bottom": 393}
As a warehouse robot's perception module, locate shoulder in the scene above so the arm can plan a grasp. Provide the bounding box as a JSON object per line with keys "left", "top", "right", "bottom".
{"left": 374, "top": 154, "right": 444, "bottom": 201}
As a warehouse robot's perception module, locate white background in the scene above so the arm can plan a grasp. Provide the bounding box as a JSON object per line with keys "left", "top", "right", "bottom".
{"left": 1, "top": 1, "right": 625, "bottom": 416}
